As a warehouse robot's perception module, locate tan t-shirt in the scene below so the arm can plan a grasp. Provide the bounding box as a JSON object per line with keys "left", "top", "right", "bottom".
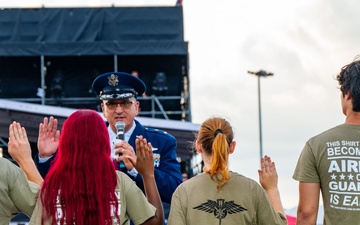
{"left": 29, "top": 171, "right": 156, "bottom": 225}
{"left": 0, "top": 158, "right": 39, "bottom": 225}
{"left": 168, "top": 171, "right": 286, "bottom": 225}
{"left": 293, "top": 124, "right": 360, "bottom": 225}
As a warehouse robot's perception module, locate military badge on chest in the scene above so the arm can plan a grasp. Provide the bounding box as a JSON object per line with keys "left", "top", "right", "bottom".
{"left": 153, "top": 153, "right": 160, "bottom": 167}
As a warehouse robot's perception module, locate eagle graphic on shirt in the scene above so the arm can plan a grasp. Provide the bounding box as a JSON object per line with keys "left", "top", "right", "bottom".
{"left": 193, "top": 198, "right": 247, "bottom": 225}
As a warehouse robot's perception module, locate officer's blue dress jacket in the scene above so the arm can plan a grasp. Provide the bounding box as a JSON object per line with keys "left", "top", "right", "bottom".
{"left": 34, "top": 119, "right": 182, "bottom": 204}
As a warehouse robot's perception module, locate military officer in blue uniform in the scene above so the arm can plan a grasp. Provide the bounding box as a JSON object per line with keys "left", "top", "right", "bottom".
{"left": 35, "top": 72, "right": 182, "bottom": 205}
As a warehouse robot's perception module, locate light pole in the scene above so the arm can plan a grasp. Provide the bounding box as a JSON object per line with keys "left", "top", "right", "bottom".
{"left": 247, "top": 70, "right": 273, "bottom": 160}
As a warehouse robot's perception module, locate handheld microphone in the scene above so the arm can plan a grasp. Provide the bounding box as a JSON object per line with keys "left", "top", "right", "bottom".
{"left": 115, "top": 121, "right": 126, "bottom": 169}
{"left": 115, "top": 121, "right": 125, "bottom": 141}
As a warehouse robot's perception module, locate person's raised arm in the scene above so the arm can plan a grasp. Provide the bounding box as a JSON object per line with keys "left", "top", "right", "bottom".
{"left": 8, "top": 121, "right": 43, "bottom": 185}
{"left": 35, "top": 116, "right": 60, "bottom": 178}
{"left": 128, "top": 136, "right": 164, "bottom": 225}
{"left": 258, "top": 155, "right": 285, "bottom": 217}
{"left": 37, "top": 116, "right": 60, "bottom": 158}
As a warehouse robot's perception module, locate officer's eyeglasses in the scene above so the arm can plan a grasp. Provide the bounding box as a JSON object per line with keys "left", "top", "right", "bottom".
{"left": 105, "top": 101, "right": 135, "bottom": 109}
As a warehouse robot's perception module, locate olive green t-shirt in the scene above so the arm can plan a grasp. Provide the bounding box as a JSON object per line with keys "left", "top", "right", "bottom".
{"left": 168, "top": 171, "right": 286, "bottom": 225}
{"left": 293, "top": 124, "right": 360, "bottom": 225}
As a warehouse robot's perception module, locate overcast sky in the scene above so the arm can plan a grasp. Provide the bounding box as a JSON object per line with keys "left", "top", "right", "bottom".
{"left": 182, "top": 0, "right": 360, "bottom": 210}
{"left": 1, "top": 0, "right": 360, "bottom": 210}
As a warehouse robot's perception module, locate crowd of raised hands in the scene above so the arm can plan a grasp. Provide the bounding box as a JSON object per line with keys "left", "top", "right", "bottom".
{"left": 8, "top": 116, "right": 283, "bottom": 196}
{"left": 6, "top": 115, "right": 285, "bottom": 225}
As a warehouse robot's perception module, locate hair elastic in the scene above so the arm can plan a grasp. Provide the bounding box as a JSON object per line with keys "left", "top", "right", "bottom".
{"left": 214, "top": 129, "right": 223, "bottom": 137}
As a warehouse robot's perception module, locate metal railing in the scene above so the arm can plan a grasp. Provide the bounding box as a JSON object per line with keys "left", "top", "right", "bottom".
{"left": 8, "top": 95, "right": 191, "bottom": 121}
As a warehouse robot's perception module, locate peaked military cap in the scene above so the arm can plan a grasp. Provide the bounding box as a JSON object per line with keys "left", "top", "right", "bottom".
{"left": 92, "top": 72, "right": 146, "bottom": 100}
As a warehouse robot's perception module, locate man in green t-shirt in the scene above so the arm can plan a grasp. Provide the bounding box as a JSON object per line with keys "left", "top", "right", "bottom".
{"left": 293, "top": 56, "right": 360, "bottom": 225}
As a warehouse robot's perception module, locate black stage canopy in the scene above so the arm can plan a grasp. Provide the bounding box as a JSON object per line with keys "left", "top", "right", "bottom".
{"left": 0, "top": 6, "right": 188, "bottom": 56}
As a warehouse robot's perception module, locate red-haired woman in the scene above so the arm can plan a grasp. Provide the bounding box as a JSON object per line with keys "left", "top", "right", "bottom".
{"left": 29, "top": 109, "right": 164, "bottom": 225}
{"left": 168, "top": 117, "right": 287, "bottom": 225}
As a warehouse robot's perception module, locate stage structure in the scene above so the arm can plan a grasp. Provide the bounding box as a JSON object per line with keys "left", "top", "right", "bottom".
{"left": 0, "top": 6, "right": 191, "bottom": 121}
{"left": 0, "top": 6, "right": 201, "bottom": 178}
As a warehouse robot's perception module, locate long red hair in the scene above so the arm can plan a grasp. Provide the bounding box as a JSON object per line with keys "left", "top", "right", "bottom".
{"left": 40, "top": 109, "right": 119, "bottom": 225}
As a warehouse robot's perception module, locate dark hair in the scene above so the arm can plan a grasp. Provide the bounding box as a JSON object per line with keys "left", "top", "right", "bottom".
{"left": 336, "top": 56, "right": 360, "bottom": 111}
{"left": 196, "top": 117, "right": 233, "bottom": 189}
{"left": 40, "top": 109, "right": 119, "bottom": 225}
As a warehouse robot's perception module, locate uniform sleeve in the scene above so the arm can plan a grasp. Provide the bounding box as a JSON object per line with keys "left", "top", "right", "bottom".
{"left": 134, "top": 134, "right": 182, "bottom": 203}
{"left": 34, "top": 153, "right": 56, "bottom": 178}
{"left": 293, "top": 141, "right": 320, "bottom": 182}
{"left": 120, "top": 173, "right": 156, "bottom": 225}
{"left": 167, "top": 186, "right": 187, "bottom": 225}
